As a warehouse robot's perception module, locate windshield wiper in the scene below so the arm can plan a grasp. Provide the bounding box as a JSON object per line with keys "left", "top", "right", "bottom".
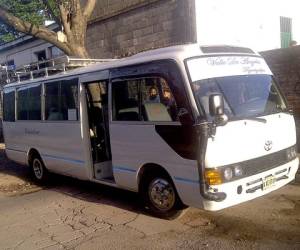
{"left": 243, "top": 117, "right": 267, "bottom": 123}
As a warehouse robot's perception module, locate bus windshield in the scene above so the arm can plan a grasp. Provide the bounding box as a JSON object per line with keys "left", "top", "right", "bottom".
{"left": 191, "top": 74, "right": 288, "bottom": 120}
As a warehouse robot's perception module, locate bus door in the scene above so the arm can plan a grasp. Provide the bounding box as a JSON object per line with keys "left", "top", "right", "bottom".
{"left": 83, "top": 78, "right": 113, "bottom": 182}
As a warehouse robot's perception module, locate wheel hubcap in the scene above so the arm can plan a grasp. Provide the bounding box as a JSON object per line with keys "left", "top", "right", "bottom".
{"left": 33, "top": 159, "right": 43, "bottom": 179}
{"left": 148, "top": 178, "right": 175, "bottom": 211}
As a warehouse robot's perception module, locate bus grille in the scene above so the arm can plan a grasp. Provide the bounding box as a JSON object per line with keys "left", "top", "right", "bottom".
{"left": 241, "top": 148, "right": 289, "bottom": 177}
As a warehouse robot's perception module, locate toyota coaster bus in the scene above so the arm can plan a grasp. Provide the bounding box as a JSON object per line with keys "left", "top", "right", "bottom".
{"left": 2, "top": 44, "right": 299, "bottom": 218}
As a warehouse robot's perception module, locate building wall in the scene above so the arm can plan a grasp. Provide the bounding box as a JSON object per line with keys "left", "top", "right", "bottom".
{"left": 86, "top": 0, "right": 196, "bottom": 58}
{"left": 0, "top": 40, "right": 55, "bottom": 68}
{"left": 0, "top": 24, "right": 62, "bottom": 68}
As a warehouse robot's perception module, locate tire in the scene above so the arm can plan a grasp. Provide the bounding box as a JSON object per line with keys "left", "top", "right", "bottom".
{"left": 141, "top": 172, "right": 184, "bottom": 219}
{"left": 30, "top": 154, "right": 49, "bottom": 183}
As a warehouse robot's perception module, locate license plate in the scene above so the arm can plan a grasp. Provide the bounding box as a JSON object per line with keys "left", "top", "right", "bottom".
{"left": 262, "top": 175, "right": 275, "bottom": 190}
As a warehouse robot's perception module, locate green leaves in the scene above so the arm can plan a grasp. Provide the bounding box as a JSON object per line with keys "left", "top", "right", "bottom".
{"left": 0, "top": 0, "right": 46, "bottom": 25}
{"left": 0, "top": 0, "right": 58, "bottom": 44}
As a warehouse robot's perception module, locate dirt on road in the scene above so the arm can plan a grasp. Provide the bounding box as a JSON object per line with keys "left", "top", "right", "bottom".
{"left": 0, "top": 143, "right": 300, "bottom": 250}
{"left": 0, "top": 144, "right": 41, "bottom": 195}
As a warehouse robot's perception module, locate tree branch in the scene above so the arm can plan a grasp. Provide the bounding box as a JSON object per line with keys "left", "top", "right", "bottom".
{"left": 58, "top": 3, "right": 72, "bottom": 37}
{"left": 0, "top": 6, "right": 71, "bottom": 55}
{"left": 83, "top": 0, "right": 96, "bottom": 18}
{"left": 42, "top": 0, "right": 61, "bottom": 27}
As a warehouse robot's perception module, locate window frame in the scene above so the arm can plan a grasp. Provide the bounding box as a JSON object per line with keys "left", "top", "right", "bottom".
{"left": 109, "top": 59, "right": 195, "bottom": 126}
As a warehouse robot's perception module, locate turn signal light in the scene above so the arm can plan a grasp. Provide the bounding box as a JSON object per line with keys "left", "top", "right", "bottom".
{"left": 205, "top": 169, "right": 223, "bottom": 185}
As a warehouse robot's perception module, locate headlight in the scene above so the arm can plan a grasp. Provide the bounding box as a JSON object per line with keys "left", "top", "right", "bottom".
{"left": 286, "top": 146, "right": 297, "bottom": 161}
{"left": 292, "top": 147, "right": 297, "bottom": 158}
{"left": 233, "top": 165, "right": 243, "bottom": 177}
{"left": 223, "top": 167, "right": 233, "bottom": 181}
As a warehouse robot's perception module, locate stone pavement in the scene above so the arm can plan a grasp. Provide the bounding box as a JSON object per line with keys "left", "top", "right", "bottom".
{"left": 0, "top": 185, "right": 210, "bottom": 250}
{"left": 0, "top": 173, "right": 299, "bottom": 250}
{"left": 0, "top": 143, "right": 299, "bottom": 250}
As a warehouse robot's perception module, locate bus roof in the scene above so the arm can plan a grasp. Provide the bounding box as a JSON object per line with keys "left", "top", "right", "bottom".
{"left": 4, "top": 43, "right": 260, "bottom": 88}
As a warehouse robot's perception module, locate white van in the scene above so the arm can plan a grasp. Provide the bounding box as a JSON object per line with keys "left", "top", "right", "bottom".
{"left": 2, "top": 44, "right": 298, "bottom": 218}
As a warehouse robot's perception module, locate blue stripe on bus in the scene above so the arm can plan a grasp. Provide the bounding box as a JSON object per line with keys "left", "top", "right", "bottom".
{"left": 6, "top": 148, "right": 85, "bottom": 165}
{"left": 41, "top": 154, "right": 85, "bottom": 165}
{"left": 113, "top": 166, "right": 136, "bottom": 173}
{"left": 174, "top": 176, "right": 199, "bottom": 184}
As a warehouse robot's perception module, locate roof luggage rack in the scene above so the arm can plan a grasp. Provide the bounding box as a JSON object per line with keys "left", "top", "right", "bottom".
{"left": 0, "top": 56, "right": 115, "bottom": 84}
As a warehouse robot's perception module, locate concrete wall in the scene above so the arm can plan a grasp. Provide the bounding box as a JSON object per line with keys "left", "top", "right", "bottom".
{"left": 261, "top": 46, "right": 300, "bottom": 148}
{"left": 86, "top": 0, "right": 197, "bottom": 58}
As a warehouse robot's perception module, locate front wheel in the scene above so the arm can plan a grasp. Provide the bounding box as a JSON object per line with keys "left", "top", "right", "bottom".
{"left": 142, "top": 174, "right": 184, "bottom": 219}
{"left": 30, "top": 155, "right": 49, "bottom": 183}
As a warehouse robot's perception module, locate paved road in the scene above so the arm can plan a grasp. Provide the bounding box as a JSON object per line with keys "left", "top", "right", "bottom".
{"left": 0, "top": 151, "right": 300, "bottom": 249}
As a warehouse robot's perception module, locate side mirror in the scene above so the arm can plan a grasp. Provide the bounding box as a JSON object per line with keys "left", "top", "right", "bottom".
{"left": 209, "top": 94, "right": 228, "bottom": 126}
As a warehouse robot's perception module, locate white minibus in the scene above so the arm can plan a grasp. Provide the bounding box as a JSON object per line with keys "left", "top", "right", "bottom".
{"left": 2, "top": 44, "right": 299, "bottom": 218}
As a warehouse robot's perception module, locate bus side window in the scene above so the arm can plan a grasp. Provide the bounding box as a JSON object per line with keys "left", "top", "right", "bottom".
{"left": 112, "top": 80, "right": 139, "bottom": 121}
{"left": 112, "top": 77, "right": 178, "bottom": 122}
{"left": 3, "top": 88, "right": 15, "bottom": 122}
{"left": 16, "top": 84, "right": 41, "bottom": 121}
{"left": 141, "top": 77, "right": 178, "bottom": 122}
{"left": 45, "top": 79, "right": 78, "bottom": 121}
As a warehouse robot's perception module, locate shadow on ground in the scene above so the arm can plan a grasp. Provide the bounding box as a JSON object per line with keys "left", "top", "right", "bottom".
{"left": 0, "top": 146, "right": 32, "bottom": 181}
{"left": 0, "top": 145, "right": 146, "bottom": 215}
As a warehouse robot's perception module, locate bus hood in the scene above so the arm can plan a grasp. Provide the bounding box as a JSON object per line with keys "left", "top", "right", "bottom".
{"left": 205, "top": 112, "right": 297, "bottom": 168}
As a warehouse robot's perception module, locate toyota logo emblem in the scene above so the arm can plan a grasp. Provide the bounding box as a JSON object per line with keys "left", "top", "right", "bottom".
{"left": 264, "top": 141, "right": 273, "bottom": 151}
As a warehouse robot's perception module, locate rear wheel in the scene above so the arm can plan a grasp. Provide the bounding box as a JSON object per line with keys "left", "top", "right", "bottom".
{"left": 30, "top": 155, "right": 49, "bottom": 183}
{"left": 141, "top": 172, "right": 184, "bottom": 219}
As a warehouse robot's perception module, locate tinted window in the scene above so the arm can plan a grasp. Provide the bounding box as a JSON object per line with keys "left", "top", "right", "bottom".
{"left": 17, "top": 87, "right": 27, "bottom": 120}
{"left": 45, "top": 79, "right": 78, "bottom": 121}
{"left": 28, "top": 85, "right": 42, "bottom": 120}
{"left": 3, "top": 88, "right": 15, "bottom": 122}
{"left": 112, "top": 80, "right": 139, "bottom": 121}
{"left": 17, "top": 84, "right": 41, "bottom": 120}
{"left": 112, "top": 77, "right": 178, "bottom": 122}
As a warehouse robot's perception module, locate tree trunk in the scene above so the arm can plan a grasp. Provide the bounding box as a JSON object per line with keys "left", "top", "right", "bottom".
{"left": 69, "top": 44, "right": 90, "bottom": 58}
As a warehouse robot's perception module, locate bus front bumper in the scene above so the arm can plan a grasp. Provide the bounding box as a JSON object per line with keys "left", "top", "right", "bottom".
{"left": 202, "top": 157, "right": 299, "bottom": 211}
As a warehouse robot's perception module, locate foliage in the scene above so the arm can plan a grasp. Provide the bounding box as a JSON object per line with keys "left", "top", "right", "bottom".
{"left": 0, "top": 0, "right": 56, "bottom": 44}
